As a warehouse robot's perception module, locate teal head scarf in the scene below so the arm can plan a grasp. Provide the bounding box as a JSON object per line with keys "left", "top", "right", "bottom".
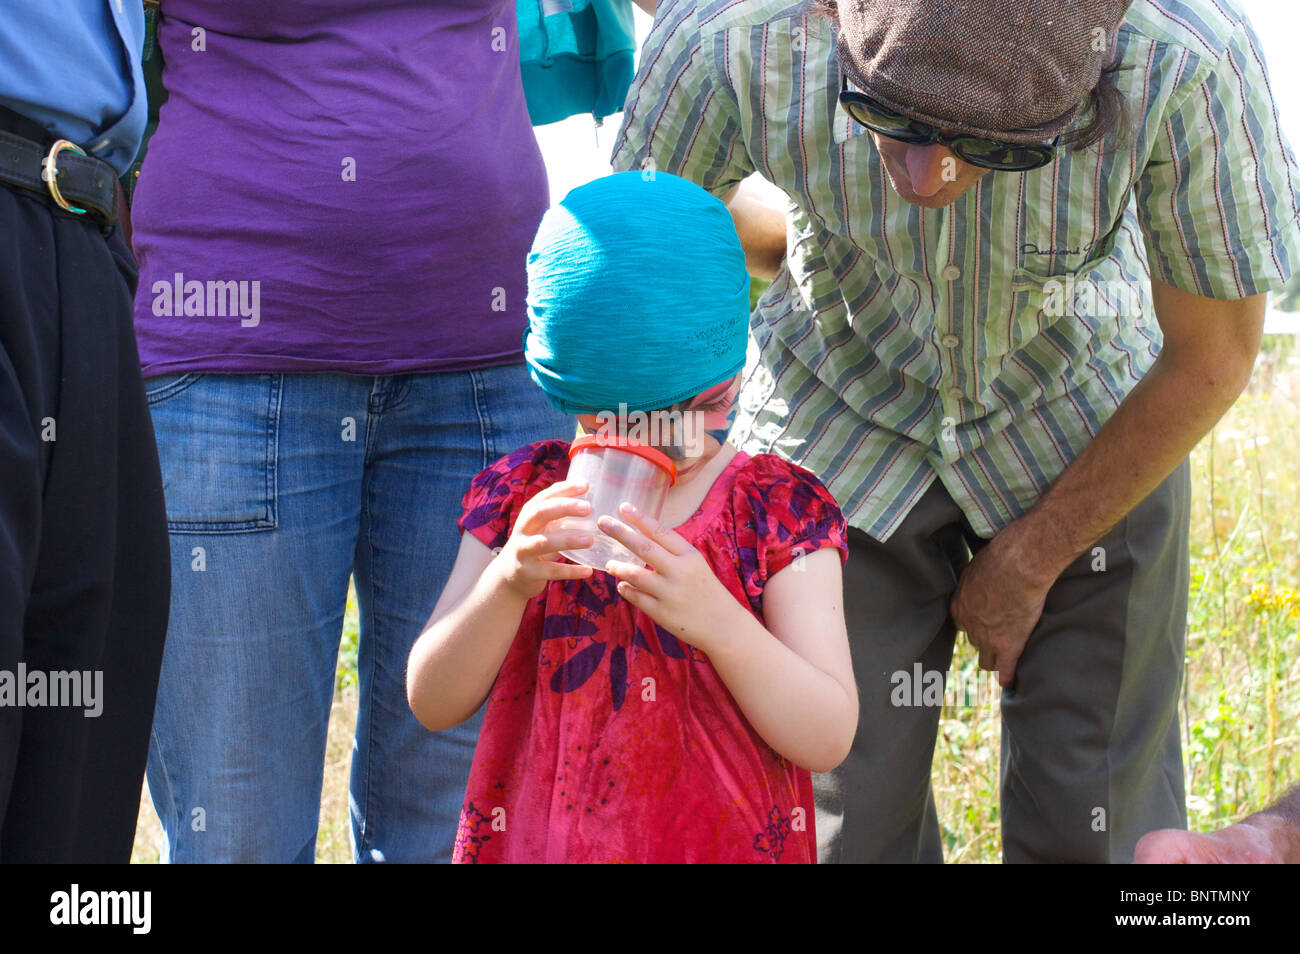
{"left": 523, "top": 171, "right": 751, "bottom": 416}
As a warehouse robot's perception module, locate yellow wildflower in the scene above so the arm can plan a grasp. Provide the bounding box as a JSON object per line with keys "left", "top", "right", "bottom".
{"left": 1246, "top": 582, "right": 1271, "bottom": 611}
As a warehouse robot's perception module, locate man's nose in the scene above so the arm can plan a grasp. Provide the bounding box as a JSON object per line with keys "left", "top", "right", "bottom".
{"left": 903, "top": 144, "right": 956, "bottom": 197}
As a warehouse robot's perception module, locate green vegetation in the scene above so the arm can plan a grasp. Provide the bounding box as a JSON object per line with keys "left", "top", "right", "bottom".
{"left": 337, "top": 583, "right": 360, "bottom": 692}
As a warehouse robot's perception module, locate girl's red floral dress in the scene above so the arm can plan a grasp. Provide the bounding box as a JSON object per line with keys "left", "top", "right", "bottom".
{"left": 451, "top": 440, "right": 848, "bottom": 863}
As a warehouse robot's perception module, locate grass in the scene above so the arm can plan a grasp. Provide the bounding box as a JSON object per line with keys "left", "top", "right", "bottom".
{"left": 131, "top": 335, "right": 1300, "bottom": 863}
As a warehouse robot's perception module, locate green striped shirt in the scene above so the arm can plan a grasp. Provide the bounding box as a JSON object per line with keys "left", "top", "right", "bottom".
{"left": 611, "top": 0, "right": 1300, "bottom": 540}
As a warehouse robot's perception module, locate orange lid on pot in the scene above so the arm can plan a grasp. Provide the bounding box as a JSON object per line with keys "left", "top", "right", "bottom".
{"left": 569, "top": 433, "right": 677, "bottom": 486}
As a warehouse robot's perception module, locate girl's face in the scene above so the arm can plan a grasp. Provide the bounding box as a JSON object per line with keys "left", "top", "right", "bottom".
{"left": 573, "top": 373, "right": 743, "bottom": 471}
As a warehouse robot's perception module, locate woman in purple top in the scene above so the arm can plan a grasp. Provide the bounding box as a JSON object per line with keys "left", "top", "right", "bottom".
{"left": 130, "top": 0, "right": 569, "bottom": 862}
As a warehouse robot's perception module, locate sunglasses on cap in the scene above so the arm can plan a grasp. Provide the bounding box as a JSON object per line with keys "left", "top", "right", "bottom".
{"left": 839, "top": 73, "right": 1060, "bottom": 172}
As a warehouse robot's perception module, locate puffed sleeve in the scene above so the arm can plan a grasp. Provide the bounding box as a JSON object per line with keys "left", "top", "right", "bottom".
{"left": 734, "top": 454, "right": 850, "bottom": 584}
{"left": 458, "top": 440, "right": 570, "bottom": 551}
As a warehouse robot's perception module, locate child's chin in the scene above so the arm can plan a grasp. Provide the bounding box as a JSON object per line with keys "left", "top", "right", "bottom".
{"left": 671, "top": 437, "right": 723, "bottom": 474}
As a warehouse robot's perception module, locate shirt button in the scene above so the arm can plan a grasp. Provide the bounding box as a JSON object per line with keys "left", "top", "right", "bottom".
{"left": 941, "top": 264, "right": 961, "bottom": 281}
{"left": 940, "top": 334, "right": 959, "bottom": 348}
{"left": 947, "top": 386, "right": 964, "bottom": 400}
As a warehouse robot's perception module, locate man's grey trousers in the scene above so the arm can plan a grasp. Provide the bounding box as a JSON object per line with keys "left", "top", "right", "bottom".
{"left": 815, "top": 459, "right": 1191, "bottom": 863}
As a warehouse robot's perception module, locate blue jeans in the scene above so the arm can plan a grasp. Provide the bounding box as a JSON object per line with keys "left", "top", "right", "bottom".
{"left": 143, "top": 365, "right": 570, "bottom": 862}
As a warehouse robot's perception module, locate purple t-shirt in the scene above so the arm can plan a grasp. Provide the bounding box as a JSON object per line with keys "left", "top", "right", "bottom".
{"left": 130, "top": 0, "right": 548, "bottom": 376}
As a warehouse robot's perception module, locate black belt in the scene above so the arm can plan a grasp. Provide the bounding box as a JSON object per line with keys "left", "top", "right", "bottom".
{"left": 0, "top": 105, "right": 118, "bottom": 231}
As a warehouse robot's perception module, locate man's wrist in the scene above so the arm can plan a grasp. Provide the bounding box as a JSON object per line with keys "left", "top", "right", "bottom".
{"left": 994, "top": 508, "right": 1080, "bottom": 591}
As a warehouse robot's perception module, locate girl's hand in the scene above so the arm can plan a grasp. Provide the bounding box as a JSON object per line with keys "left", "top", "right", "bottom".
{"left": 495, "top": 480, "right": 595, "bottom": 600}
{"left": 598, "top": 502, "right": 736, "bottom": 652}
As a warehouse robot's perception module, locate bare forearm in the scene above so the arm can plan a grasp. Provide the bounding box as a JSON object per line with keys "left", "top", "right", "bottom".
{"left": 407, "top": 561, "right": 529, "bottom": 731}
{"left": 703, "top": 601, "right": 857, "bottom": 772}
{"left": 1002, "top": 347, "right": 1255, "bottom": 586}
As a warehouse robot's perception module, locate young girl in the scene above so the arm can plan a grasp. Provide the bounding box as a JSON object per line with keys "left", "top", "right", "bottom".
{"left": 406, "top": 172, "right": 857, "bottom": 863}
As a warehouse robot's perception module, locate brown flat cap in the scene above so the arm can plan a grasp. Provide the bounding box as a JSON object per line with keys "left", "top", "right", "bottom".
{"left": 835, "top": 0, "right": 1132, "bottom": 143}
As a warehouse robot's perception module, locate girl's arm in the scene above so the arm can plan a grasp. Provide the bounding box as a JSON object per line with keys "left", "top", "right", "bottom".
{"left": 600, "top": 505, "right": 858, "bottom": 773}
{"left": 406, "top": 481, "right": 595, "bottom": 731}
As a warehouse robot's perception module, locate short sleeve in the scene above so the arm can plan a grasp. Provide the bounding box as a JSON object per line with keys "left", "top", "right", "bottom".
{"left": 1135, "top": 19, "right": 1300, "bottom": 299}
{"left": 736, "top": 455, "right": 849, "bottom": 581}
{"left": 458, "top": 441, "right": 570, "bottom": 552}
{"left": 610, "top": 0, "right": 754, "bottom": 198}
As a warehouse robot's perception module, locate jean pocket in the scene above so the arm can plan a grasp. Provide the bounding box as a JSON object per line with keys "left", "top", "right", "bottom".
{"left": 147, "top": 373, "right": 281, "bottom": 533}
{"left": 145, "top": 372, "right": 204, "bottom": 404}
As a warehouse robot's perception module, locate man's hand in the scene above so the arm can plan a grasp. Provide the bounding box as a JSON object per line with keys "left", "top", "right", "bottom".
{"left": 1135, "top": 786, "right": 1300, "bottom": 863}
{"left": 1134, "top": 820, "right": 1287, "bottom": 864}
{"left": 949, "top": 521, "right": 1052, "bottom": 688}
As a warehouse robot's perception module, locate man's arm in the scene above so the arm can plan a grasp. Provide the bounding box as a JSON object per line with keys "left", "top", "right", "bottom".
{"left": 720, "top": 179, "right": 787, "bottom": 281}
{"left": 951, "top": 276, "right": 1264, "bottom": 685}
{"left": 1135, "top": 785, "right": 1300, "bottom": 863}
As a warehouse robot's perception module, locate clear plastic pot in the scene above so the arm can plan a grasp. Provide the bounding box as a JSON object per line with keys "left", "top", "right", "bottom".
{"left": 554, "top": 433, "right": 677, "bottom": 571}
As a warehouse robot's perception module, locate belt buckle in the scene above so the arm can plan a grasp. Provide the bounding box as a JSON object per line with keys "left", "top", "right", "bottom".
{"left": 41, "top": 139, "right": 88, "bottom": 215}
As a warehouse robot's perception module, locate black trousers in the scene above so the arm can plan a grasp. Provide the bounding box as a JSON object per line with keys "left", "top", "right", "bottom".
{"left": 0, "top": 177, "right": 170, "bottom": 861}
